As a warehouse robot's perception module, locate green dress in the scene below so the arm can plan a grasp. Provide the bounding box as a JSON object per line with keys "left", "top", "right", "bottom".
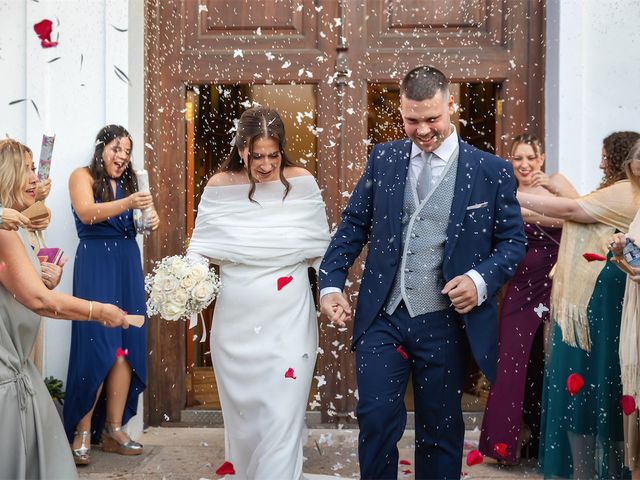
{"left": 539, "top": 257, "right": 630, "bottom": 479}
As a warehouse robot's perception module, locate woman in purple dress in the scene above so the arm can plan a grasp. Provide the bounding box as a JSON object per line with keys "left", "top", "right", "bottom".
{"left": 479, "top": 134, "right": 578, "bottom": 464}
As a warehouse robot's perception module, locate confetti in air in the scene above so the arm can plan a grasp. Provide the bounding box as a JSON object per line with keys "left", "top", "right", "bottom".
{"left": 33, "top": 19, "right": 58, "bottom": 48}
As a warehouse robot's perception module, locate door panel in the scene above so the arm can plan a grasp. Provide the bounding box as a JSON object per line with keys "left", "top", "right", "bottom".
{"left": 145, "top": 0, "right": 544, "bottom": 426}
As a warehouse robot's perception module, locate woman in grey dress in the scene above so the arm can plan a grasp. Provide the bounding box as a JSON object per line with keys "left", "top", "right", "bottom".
{"left": 0, "top": 139, "right": 129, "bottom": 479}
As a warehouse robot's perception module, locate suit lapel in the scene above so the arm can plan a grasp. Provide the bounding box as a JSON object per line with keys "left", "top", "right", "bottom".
{"left": 388, "top": 139, "right": 412, "bottom": 251}
{"left": 444, "top": 140, "right": 479, "bottom": 260}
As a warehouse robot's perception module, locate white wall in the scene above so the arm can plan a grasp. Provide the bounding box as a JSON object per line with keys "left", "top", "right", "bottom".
{"left": 546, "top": 0, "right": 640, "bottom": 194}
{"left": 0, "top": 0, "right": 145, "bottom": 434}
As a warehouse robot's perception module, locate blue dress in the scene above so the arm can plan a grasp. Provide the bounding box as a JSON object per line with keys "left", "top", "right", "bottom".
{"left": 63, "top": 180, "right": 147, "bottom": 442}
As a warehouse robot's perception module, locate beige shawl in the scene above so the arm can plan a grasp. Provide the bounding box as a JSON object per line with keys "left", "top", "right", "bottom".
{"left": 619, "top": 211, "right": 640, "bottom": 403}
{"left": 551, "top": 180, "right": 638, "bottom": 351}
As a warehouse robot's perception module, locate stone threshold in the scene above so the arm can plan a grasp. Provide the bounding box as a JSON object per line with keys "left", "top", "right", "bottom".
{"left": 180, "top": 409, "right": 483, "bottom": 430}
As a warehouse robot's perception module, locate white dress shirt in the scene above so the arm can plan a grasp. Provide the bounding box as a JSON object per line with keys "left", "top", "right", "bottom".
{"left": 321, "top": 126, "right": 488, "bottom": 308}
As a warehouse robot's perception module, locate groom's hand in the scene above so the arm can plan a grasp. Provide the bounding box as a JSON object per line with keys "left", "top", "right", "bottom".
{"left": 442, "top": 275, "right": 478, "bottom": 314}
{"left": 320, "top": 292, "right": 352, "bottom": 327}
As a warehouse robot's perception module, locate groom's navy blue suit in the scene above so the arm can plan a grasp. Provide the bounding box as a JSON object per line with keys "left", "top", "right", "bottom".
{"left": 320, "top": 138, "right": 526, "bottom": 479}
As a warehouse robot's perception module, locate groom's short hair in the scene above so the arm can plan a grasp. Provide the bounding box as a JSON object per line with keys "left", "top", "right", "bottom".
{"left": 401, "top": 66, "right": 450, "bottom": 101}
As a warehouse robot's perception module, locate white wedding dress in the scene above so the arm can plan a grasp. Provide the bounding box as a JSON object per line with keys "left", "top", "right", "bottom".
{"left": 188, "top": 176, "right": 330, "bottom": 479}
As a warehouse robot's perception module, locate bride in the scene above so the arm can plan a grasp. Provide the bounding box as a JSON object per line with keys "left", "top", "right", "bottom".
{"left": 188, "top": 107, "right": 330, "bottom": 479}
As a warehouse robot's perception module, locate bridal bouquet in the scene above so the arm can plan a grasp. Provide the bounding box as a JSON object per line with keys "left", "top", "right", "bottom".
{"left": 145, "top": 255, "right": 221, "bottom": 321}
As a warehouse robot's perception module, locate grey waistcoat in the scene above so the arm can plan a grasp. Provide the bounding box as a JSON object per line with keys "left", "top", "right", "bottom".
{"left": 385, "top": 146, "right": 459, "bottom": 317}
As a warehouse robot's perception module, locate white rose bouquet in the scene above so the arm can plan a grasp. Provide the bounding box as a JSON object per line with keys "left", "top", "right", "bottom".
{"left": 145, "top": 255, "right": 221, "bottom": 321}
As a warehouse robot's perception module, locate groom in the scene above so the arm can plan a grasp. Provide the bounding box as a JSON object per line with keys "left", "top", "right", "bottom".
{"left": 319, "top": 66, "right": 526, "bottom": 479}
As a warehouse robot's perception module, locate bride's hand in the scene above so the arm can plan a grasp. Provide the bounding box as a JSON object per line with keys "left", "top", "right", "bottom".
{"left": 320, "top": 292, "right": 351, "bottom": 327}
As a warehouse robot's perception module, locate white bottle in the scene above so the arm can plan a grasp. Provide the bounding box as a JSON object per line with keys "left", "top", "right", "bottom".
{"left": 133, "top": 169, "right": 153, "bottom": 235}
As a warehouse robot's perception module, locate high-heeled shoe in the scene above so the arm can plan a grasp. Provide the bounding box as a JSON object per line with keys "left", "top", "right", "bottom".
{"left": 101, "top": 424, "right": 144, "bottom": 456}
{"left": 71, "top": 430, "right": 91, "bottom": 465}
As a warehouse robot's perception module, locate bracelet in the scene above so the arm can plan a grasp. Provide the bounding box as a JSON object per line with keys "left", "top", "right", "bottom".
{"left": 88, "top": 301, "right": 93, "bottom": 321}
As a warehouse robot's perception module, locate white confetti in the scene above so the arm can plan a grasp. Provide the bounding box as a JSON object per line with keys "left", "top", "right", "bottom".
{"left": 534, "top": 302, "right": 549, "bottom": 318}
{"left": 233, "top": 49, "right": 243, "bottom": 58}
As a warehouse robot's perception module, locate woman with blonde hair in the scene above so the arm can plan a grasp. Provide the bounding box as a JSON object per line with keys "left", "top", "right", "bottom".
{"left": 0, "top": 139, "right": 129, "bottom": 478}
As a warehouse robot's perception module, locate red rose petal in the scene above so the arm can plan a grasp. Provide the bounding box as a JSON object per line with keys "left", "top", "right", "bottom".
{"left": 396, "top": 345, "right": 409, "bottom": 360}
{"left": 215, "top": 461, "right": 235, "bottom": 476}
{"left": 621, "top": 395, "right": 636, "bottom": 416}
{"left": 277, "top": 275, "right": 293, "bottom": 291}
{"left": 402, "top": 469, "right": 412, "bottom": 474}
{"left": 583, "top": 252, "right": 607, "bottom": 262}
{"left": 567, "top": 373, "right": 585, "bottom": 396}
{"left": 466, "top": 449, "right": 483, "bottom": 466}
{"left": 493, "top": 442, "right": 508, "bottom": 458}
{"left": 399, "top": 459, "right": 411, "bottom": 465}
{"left": 284, "top": 367, "right": 297, "bottom": 379}
{"left": 41, "top": 40, "right": 59, "bottom": 48}
{"left": 34, "top": 19, "right": 53, "bottom": 41}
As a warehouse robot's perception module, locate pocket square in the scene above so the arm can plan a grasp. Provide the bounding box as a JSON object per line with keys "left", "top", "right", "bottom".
{"left": 466, "top": 202, "right": 488, "bottom": 210}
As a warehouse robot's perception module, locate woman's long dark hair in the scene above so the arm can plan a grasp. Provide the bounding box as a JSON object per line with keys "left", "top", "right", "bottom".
{"left": 219, "top": 107, "right": 296, "bottom": 202}
{"left": 600, "top": 131, "right": 640, "bottom": 189}
{"left": 89, "top": 125, "right": 138, "bottom": 202}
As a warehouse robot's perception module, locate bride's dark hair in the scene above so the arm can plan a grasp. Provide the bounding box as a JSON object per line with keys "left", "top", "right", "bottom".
{"left": 220, "top": 106, "right": 296, "bottom": 202}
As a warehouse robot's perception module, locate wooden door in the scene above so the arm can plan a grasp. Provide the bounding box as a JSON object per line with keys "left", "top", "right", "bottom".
{"left": 144, "top": 0, "right": 544, "bottom": 426}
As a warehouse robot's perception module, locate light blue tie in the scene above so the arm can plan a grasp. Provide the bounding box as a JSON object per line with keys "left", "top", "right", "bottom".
{"left": 416, "top": 151, "right": 432, "bottom": 201}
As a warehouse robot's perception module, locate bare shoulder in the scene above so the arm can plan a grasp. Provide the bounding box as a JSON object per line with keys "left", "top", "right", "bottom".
{"left": 0, "top": 230, "right": 23, "bottom": 262}
{"left": 70, "top": 167, "right": 92, "bottom": 182}
{"left": 207, "top": 171, "right": 247, "bottom": 187}
{"left": 549, "top": 172, "right": 570, "bottom": 183}
{"left": 284, "top": 166, "right": 312, "bottom": 178}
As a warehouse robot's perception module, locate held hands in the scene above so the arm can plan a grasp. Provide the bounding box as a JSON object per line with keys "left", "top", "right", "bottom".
{"left": 129, "top": 192, "right": 154, "bottom": 210}
{"left": 442, "top": 274, "right": 478, "bottom": 314}
{"left": 96, "top": 303, "right": 129, "bottom": 329}
{"left": 320, "top": 292, "right": 352, "bottom": 327}
{"left": 1, "top": 208, "right": 31, "bottom": 231}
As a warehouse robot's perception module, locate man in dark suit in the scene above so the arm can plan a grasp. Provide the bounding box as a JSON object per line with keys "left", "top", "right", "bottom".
{"left": 319, "top": 66, "right": 526, "bottom": 479}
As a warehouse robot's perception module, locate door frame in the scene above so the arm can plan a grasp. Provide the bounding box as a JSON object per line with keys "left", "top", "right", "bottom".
{"left": 143, "top": 0, "right": 545, "bottom": 426}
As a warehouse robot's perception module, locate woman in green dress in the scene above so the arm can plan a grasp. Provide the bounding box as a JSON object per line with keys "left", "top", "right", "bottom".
{"left": 518, "top": 131, "right": 640, "bottom": 479}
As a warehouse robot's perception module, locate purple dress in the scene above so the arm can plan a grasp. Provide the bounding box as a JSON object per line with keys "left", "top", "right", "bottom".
{"left": 479, "top": 222, "right": 562, "bottom": 462}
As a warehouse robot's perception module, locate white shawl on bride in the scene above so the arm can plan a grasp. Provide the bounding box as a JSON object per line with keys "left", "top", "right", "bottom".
{"left": 187, "top": 175, "right": 330, "bottom": 268}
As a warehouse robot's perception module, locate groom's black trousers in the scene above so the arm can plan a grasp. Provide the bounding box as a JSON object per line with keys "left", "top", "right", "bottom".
{"left": 355, "top": 302, "right": 468, "bottom": 480}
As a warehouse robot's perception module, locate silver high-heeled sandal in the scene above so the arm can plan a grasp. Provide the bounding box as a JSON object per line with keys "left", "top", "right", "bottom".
{"left": 71, "top": 430, "right": 91, "bottom": 465}
{"left": 101, "top": 424, "right": 143, "bottom": 456}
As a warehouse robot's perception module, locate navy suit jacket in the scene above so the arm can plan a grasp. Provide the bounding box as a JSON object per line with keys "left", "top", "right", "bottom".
{"left": 319, "top": 138, "right": 527, "bottom": 383}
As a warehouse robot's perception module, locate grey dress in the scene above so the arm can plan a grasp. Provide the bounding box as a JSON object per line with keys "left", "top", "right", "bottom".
{"left": 0, "top": 230, "right": 77, "bottom": 479}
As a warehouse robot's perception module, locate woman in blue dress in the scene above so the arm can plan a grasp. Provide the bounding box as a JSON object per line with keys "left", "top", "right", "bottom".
{"left": 63, "top": 125, "right": 159, "bottom": 465}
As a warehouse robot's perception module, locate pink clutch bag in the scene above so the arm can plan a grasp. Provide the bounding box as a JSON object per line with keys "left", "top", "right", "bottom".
{"left": 37, "top": 247, "right": 64, "bottom": 265}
